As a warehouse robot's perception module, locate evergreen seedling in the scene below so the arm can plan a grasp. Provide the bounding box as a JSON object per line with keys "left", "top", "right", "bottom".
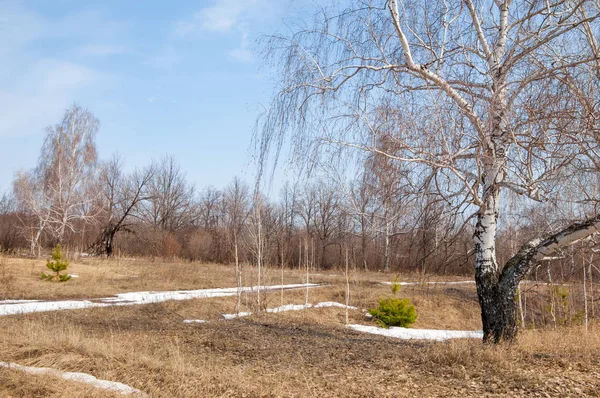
{"left": 369, "top": 285, "right": 417, "bottom": 328}
{"left": 369, "top": 297, "right": 417, "bottom": 328}
{"left": 41, "top": 245, "right": 71, "bottom": 282}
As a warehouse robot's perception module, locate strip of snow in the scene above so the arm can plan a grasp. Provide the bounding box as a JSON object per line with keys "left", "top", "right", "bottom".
{"left": 224, "top": 302, "right": 357, "bottom": 318}
{"left": 0, "top": 300, "right": 40, "bottom": 304}
{"left": 266, "top": 304, "right": 312, "bottom": 313}
{"left": 0, "top": 361, "right": 145, "bottom": 396}
{"left": 0, "top": 300, "right": 111, "bottom": 316}
{"left": 0, "top": 283, "right": 321, "bottom": 317}
{"left": 348, "top": 324, "right": 483, "bottom": 341}
{"left": 222, "top": 312, "right": 252, "bottom": 319}
{"left": 314, "top": 302, "right": 357, "bottom": 309}
{"left": 382, "top": 281, "right": 475, "bottom": 286}
{"left": 183, "top": 319, "right": 207, "bottom": 324}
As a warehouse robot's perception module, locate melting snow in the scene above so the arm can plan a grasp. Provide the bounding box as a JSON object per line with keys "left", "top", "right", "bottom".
{"left": 382, "top": 281, "right": 475, "bottom": 286}
{"left": 314, "top": 302, "right": 357, "bottom": 309}
{"left": 223, "top": 302, "right": 357, "bottom": 319}
{"left": 183, "top": 319, "right": 208, "bottom": 324}
{"left": 266, "top": 304, "right": 312, "bottom": 313}
{"left": 0, "top": 283, "right": 321, "bottom": 317}
{"left": 222, "top": 312, "right": 252, "bottom": 319}
{"left": 348, "top": 324, "right": 483, "bottom": 341}
{"left": 0, "top": 361, "right": 145, "bottom": 396}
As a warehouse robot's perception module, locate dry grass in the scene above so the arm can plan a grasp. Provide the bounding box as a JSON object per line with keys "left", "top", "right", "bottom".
{"left": 0, "top": 257, "right": 599, "bottom": 397}
{"left": 0, "top": 255, "right": 473, "bottom": 301}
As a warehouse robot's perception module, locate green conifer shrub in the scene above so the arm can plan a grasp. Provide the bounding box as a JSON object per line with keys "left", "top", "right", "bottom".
{"left": 41, "top": 245, "right": 71, "bottom": 282}
{"left": 369, "top": 297, "right": 417, "bottom": 328}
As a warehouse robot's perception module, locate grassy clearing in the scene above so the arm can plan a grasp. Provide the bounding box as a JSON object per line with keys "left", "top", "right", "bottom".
{"left": 0, "top": 257, "right": 598, "bottom": 397}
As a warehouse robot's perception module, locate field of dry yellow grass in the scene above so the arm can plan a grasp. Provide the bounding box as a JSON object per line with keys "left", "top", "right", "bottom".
{"left": 1, "top": 255, "right": 599, "bottom": 397}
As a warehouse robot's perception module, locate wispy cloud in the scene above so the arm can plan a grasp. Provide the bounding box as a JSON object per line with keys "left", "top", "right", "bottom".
{"left": 228, "top": 32, "right": 254, "bottom": 63}
{"left": 172, "top": 0, "right": 285, "bottom": 63}
{"left": 175, "top": 0, "right": 259, "bottom": 36}
{"left": 197, "top": 0, "right": 254, "bottom": 32}
{"left": 0, "top": 2, "right": 120, "bottom": 137}
{"left": 0, "top": 59, "right": 104, "bottom": 137}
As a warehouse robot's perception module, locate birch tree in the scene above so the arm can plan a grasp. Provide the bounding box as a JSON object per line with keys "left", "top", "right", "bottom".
{"left": 14, "top": 104, "right": 100, "bottom": 252}
{"left": 223, "top": 177, "right": 250, "bottom": 312}
{"left": 258, "top": 0, "right": 600, "bottom": 342}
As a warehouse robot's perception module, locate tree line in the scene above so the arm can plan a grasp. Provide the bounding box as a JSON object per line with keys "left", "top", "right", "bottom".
{"left": 0, "top": 104, "right": 472, "bottom": 273}
{"left": 0, "top": 105, "right": 597, "bottom": 290}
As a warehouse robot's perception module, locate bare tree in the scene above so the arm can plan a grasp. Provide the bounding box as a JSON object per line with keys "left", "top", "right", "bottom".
{"left": 348, "top": 174, "right": 376, "bottom": 271}
{"left": 312, "top": 181, "right": 340, "bottom": 269}
{"left": 223, "top": 177, "right": 250, "bottom": 312}
{"left": 14, "top": 104, "right": 100, "bottom": 253}
{"left": 0, "top": 192, "right": 20, "bottom": 251}
{"left": 92, "top": 154, "right": 155, "bottom": 256}
{"left": 140, "top": 155, "right": 195, "bottom": 232}
{"left": 41, "top": 104, "right": 100, "bottom": 243}
{"left": 257, "top": 0, "right": 600, "bottom": 342}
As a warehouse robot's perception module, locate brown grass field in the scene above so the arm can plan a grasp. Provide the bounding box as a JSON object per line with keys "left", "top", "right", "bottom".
{"left": 0, "top": 256, "right": 599, "bottom": 397}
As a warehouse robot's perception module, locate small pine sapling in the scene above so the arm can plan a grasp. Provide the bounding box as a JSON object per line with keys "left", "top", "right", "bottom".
{"left": 369, "top": 283, "right": 417, "bottom": 328}
{"left": 41, "top": 245, "right": 71, "bottom": 282}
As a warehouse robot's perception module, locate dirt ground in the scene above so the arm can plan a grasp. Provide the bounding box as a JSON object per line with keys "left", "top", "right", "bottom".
{"left": 0, "top": 257, "right": 599, "bottom": 397}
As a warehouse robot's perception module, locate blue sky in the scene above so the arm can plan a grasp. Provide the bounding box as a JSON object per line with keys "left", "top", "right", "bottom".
{"left": 0, "top": 0, "right": 312, "bottom": 194}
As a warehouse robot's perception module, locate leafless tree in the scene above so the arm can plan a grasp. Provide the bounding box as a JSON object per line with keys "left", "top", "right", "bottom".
{"left": 257, "top": 0, "right": 600, "bottom": 342}
{"left": 91, "top": 154, "right": 155, "bottom": 256}
{"left": 14, "top": 104, "right": 100, "bottom": 253}
{"left": 0, "top": 192, "right": 20, "bottom": 251}
{"left": 139, "top": 155, "right": 195, "bottom": 232}
{"left": 348, "top": 174, "right": 376, "bottom": 271}
{"left": 223, "top": 177, "right": 250, "bottom": 312}
{"left": 312, "top": 181, "right": 340, "bottom": 269}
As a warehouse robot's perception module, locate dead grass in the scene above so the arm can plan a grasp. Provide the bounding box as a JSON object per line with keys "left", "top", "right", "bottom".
{"left": 0, "top": 258, "right": 599, "bottom": 397}
{"left": 0, "top": 255, "right": 474, "bottom": 301}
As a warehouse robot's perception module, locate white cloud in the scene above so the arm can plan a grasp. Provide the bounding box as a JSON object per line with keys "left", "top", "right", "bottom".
{"left": 228, "top": 32, "right": 254, "bottom": 62}
{"left": 229, "top": 47, "right": 254, "bottom": 62}
{"left": 0, "top": 59, "right": 106, "bottom": 137}
{"left": 198, "top": 0, "right": 254, "bottom": 32}
{"left": 172, "top": 0, "right": 277, "bottom": 63}
{"left": 175, "top": 0, "right": 259, "bottom": 36}
{"left": 0, "top": 3, "right": 117, "bottom": 137}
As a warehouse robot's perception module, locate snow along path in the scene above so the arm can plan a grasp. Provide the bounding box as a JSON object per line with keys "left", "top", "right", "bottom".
{"left": 222, "top": 301, "right": 357, "bottom": 319}
{"left": 348, "top": 324, "right": 483, "bottom": 342}
{"left": 381, "top": 280, "right": 475, "bottom": 286}
{"left": 0, "top": 283, "right": 321, "bottom": 317}
{"left": 0, "top": 361, "right": 145, "bottom": 396}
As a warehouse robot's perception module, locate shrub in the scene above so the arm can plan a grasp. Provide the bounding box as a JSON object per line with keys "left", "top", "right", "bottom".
{"left": 41, "top": 244, "right": 71, "bottom": 282}
{"left": 369, "top": 297, "right": 417, "bottom": 328}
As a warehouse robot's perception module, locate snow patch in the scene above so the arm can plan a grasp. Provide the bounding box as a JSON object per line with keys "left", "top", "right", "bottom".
{"left": 314, "top": 302, "right": 357, "bottom": 309}
{"left": 348, "top": 324, "right": 483, "bottom": 341}
{"left": 0, "top": 283, "right": 321, "bottom": 317}
{"left": 183, "top": 319, "right": 208, "bottom": 324}
{"left": 266, "top": 304, "right": 312, "bottom": 313}
{"left": 0, "top": 361, "right": 145, "bottom": 396}
{"left": 68, "top": 274, "right": 79, "bottom": 278}
{"left": 0, "top": 300, "right": 40, "bottom": 304}
{"left": 223, "top": 302, "right": 357, "bottom": 318}
{"left": 382, "top": 281, "right": 475, "bottom": 286}
{"left": 222, "top": 312, "right": 252, "bottom": 319}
